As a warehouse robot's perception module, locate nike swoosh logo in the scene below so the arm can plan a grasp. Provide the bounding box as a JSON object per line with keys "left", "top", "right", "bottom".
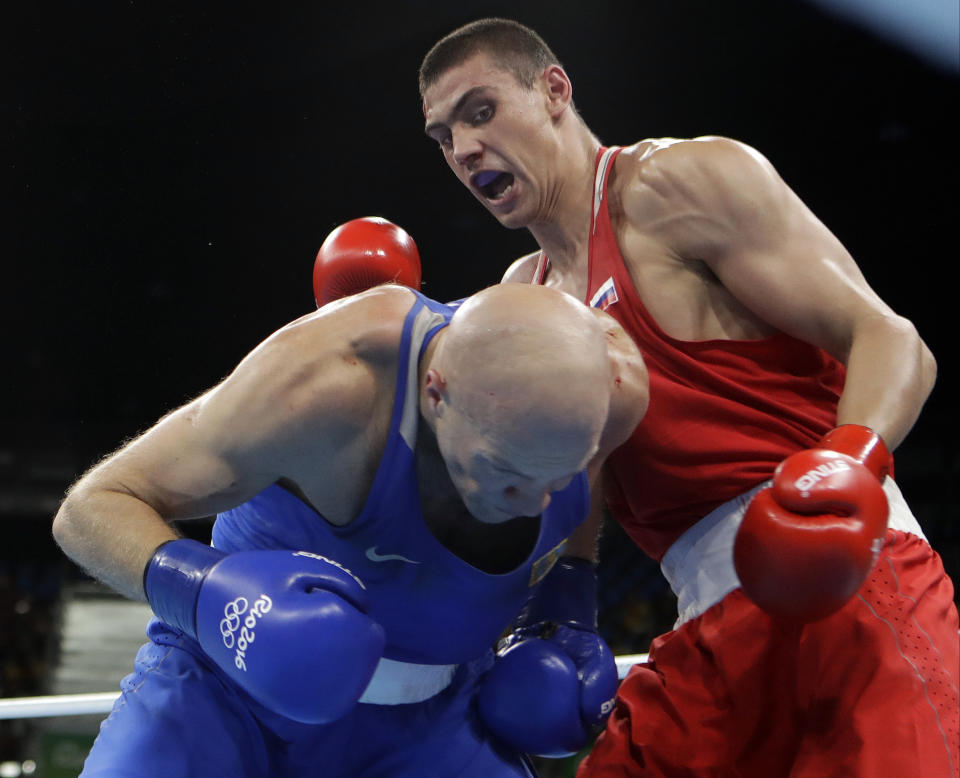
{"left": 365, "top": 546, "right": 420, "bottom": 564}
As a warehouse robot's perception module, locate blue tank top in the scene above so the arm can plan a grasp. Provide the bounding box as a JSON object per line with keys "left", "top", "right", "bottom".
{"left": 212, "top": 291, "right": 589, "bottom": 664}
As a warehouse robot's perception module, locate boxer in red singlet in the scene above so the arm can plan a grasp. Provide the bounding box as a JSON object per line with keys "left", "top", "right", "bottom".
{"left": 420, "top": 18, "right": 958, "bottom": 778}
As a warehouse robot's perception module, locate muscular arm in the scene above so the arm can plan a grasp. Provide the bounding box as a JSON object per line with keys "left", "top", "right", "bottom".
{"left": 631, "top": 137, "right": 935, "bottom": 449}
{"left": 52, "top": 289, "right": 407, "bottom": 600}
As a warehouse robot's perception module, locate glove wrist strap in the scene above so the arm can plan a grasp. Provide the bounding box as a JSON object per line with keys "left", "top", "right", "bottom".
{"left": 143, "top": 538, "right": 226, "bottom": 637}
{"left": 516, "top": 556, "right": 598, "bottom": 631}
{"left": 818, "top": 424, "right": 891, "bottom": 482}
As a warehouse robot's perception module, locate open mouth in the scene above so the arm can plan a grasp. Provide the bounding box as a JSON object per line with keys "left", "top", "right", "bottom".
{"left": 471, "top": 170, "right": 515, "bottom": 201}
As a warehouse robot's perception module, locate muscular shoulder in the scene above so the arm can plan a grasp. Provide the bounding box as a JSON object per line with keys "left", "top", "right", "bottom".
{"left": 213, "top": 286, "right": 413, "bottom": 445}
{"left": 500, "top": 250, "right": 542, "bottom": 283}
{"left": 614, "top": 136, "right": 786, "bottom": 255}
{"left": 254, "top": 284, "right": 407, "bottom": 361}
{"left": 618, "top": 136, "right": 774, "bottom": 202}
{"left": 287, "top": 285, "right": 414, "bottom": 363}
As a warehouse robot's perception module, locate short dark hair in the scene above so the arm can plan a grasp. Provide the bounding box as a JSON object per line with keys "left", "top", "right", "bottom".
{"left": 419, "top": 18, "right": 562, "bottom": 96}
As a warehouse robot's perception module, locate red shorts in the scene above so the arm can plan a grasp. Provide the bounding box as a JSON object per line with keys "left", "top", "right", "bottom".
{"left": 578, "top": 531, "right": 959, "bottom": 777}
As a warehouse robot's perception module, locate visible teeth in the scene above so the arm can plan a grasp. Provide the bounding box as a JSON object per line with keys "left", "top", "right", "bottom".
{"left": 479, "top": 172, "right": 514, "bottom": 200}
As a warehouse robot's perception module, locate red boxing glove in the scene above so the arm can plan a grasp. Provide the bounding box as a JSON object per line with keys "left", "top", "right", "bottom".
{"left": 313, "top": 217, "right": 421, "bottom": 307}
{"left": 733, "top": 425, "right": 890, "bottom": 623}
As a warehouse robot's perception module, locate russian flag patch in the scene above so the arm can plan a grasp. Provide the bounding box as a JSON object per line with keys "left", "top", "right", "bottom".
{"left": 589, "top": 277, "right": 619, "bottom": 311}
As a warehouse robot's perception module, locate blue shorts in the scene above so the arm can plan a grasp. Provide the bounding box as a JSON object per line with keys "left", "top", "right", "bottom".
{"left": 81, "top": 620, "right": 537, "bottom": 778}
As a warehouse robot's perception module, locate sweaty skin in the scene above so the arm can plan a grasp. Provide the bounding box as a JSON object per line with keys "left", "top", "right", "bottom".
{"left": 420, "top": 26, "right": 952, "bottom": 777}
{"left": 422, "top": 53, "right": 935, "bottom": 452}
{"left": 52, "top": 283, "right": 648, "bottom": 600}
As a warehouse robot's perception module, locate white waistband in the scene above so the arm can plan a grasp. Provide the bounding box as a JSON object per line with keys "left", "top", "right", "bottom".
{"left": 660, "top": 477, "right": 926, "bottom": 629}
{"left": 357, "top": 657, "right": 458, "bottom": 706}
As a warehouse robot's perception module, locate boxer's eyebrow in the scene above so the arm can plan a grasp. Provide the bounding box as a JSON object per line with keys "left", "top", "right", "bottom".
{"left": 424, "top": 86, "right": 489, "bottom": 136}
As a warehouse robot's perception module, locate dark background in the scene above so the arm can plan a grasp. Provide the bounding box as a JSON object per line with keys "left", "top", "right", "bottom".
{"left": 2, "top": 0, "right": 957, "bottom": 742}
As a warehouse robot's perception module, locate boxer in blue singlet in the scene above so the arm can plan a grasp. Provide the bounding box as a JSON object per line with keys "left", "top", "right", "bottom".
{"left": 54, "top": 280, "right": 648, "bottom": 777}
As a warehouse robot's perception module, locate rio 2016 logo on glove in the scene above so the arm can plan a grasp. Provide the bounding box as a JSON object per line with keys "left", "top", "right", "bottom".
{"left": 219, "top": 594, "right": 273, "bottom": 671}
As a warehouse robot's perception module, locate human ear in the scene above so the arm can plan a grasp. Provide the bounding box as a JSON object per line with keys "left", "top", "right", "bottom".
{"left": 423, "top": 368, "right": 448, "bottom": 417}
{"left": 542, "top": 65, "right": 573, "bottom": 117}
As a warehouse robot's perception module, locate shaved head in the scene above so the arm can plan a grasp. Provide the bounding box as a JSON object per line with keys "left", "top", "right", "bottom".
{"left": 419, "top": 17, "right": 561, "bottom": 96}
{"left": 430, "top": 284, "right": 611, "bottom": 491}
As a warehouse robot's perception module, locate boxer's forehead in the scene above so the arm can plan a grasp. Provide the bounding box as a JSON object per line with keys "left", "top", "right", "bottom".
{"left": 422, "top": 52, "right": 520, "bottom": 126}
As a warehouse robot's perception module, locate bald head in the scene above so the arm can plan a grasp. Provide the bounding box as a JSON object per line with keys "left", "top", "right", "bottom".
{"left": 442, "top": 283, "right": 609, "bottom": 403}
{"left": 427, "top": 285, "right": 611, "bottom": 500}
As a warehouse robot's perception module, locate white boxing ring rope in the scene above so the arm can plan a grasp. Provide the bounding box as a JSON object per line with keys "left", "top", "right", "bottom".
{"left": 0, "top": 692, "right": 121, "bottom": 720}
{"left": 0, "top": 653, "right": 649, "bottom": 720}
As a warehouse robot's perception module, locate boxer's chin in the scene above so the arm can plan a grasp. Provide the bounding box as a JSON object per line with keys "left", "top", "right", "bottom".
{"left": 480, "top": 184, "right": 526, "bottom": 228}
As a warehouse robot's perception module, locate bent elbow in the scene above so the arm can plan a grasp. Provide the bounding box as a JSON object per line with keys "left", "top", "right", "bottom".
{"left": 52, "top": 477, "right": 101, "bottom": 556}
{"left": 900, "top": 314, "right": 937, "bottom": 398}
{"left": 884, "top": 313, "right": 937, "bottom": 400}
{"left": 51, "top": 487, "right": 82, "bottom": 552}
{"left": 919, "top": 339, "right": 937, "bottom": 398}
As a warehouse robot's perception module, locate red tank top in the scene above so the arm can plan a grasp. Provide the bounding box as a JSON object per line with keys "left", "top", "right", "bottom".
{"left": 533, "top": 147, "right": 846, "bottom": 560}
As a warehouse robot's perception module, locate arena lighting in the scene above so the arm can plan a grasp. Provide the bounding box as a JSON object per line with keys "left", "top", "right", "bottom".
{"left": 0, "top": 761, "right": 36, "bottom": 778}
{"left": 803, "top": 0, "right": 959, "bottom": 71}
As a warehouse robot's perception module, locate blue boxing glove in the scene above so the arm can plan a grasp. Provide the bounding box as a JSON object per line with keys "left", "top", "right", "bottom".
{"left": 478, "top": 557, "right": 618, "bottom": 758}
{"left": 144, "top": 539, "right": 385, "bottom": 724}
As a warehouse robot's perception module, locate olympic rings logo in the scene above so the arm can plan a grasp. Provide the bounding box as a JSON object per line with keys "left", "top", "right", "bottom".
{"left": 220, "top": 597, "right": 249, "bottom": 648}
{"left": 219, "top": 594, "right": 273, "bottom": 672}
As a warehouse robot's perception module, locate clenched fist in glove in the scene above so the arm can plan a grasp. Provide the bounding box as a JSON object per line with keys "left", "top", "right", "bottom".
{"left": 478, "top": 557, "right": 618, "bottom": 758}
{"left": 144, "top": 539, "right": 385, "bottom": 723}
{"left": 313, "top": 216, "right": 421, "bottom": 306}
{"left": 734, "top": 424, "right": 890, "bottom": 622}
